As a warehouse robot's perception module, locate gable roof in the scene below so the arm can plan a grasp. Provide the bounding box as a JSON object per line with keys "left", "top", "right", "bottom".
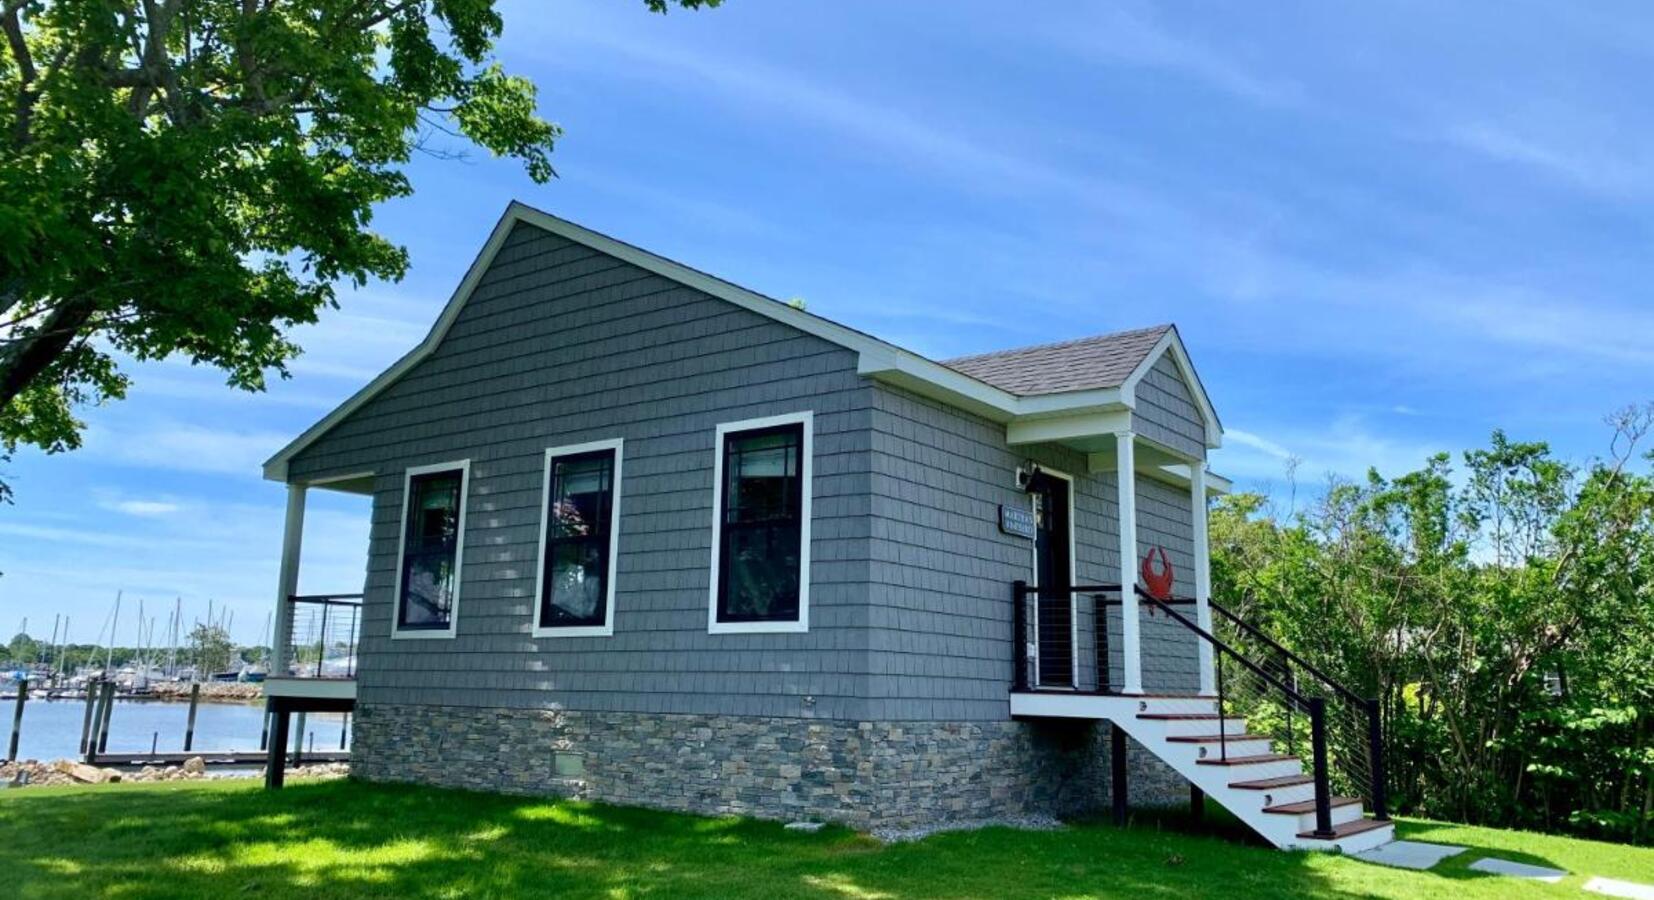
{"left": 943, "top": 325, "right": 1172, "bottom": 396}
{"left": 263, "top": 202, "right": 1222, "bottom": 481}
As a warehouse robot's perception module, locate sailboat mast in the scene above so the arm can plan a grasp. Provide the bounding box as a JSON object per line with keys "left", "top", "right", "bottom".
{"left": 105, "top": 592, "right": 121, "bottom": 675}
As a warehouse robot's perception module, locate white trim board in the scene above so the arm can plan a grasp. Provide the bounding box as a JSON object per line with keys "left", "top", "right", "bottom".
{"left": 390, "top": 459, "right": 470, "bottom": 641}
{"left": 707, "top": 411, "right": 813, "bottom": 635}
{"left": 531, "top": 438, "right": 624, "bottom": 639}
{"left": 1117, "top": 326, "right": 1223, "bottom": 449}
{"left": 263, "top": 202, "right": 1223, "bottom": 481}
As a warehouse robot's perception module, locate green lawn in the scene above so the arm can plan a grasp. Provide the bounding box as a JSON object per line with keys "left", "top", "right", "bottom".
{"left": 1, "top": 778, "right": 1649, "bottom": 899}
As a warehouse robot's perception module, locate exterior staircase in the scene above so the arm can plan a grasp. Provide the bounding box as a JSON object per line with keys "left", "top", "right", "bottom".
{"left": 1012, "top": 691, "right": 1395, "bottom": 852}
{"left": 1011, "top": 582, "right": 1399, "bottom": 854}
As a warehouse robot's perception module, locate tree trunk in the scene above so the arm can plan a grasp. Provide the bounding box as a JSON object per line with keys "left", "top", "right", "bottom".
{"left": 0, "top": 295, "right": 97, "bottom": 412}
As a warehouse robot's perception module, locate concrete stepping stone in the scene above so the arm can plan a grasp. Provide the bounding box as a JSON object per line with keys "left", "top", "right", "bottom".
{"left": 1585, "top": 876, "right": 1654, "bottom": 900}
{"left": 1467, "top": 857, "right": 1566, "bottom": 882}
{"left": 1352, "top": 840, "right": 1467, "bottom": 870}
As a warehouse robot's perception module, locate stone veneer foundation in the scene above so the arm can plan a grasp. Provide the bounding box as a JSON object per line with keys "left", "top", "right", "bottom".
{"left": 351, "top": 703, "right": 1188, "bottom": 830}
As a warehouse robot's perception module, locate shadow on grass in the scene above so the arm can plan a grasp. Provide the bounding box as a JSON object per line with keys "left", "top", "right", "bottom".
{"left": 0, "top": 779, "right": 1373, "bottom": 899}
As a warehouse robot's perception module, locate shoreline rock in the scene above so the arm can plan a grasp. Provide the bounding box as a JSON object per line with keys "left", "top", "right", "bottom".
{"left": 2, "top": 758, "right": 348, "bottom": 789}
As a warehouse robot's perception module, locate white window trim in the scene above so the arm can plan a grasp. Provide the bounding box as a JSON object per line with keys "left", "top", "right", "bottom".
{"left": 707, "top": 411, "right": 813, "bottom": 635}
{"left": 532, "top": 438, "right": 624, "bottom": 639}
{"left": 1027, "top": 465, "right": 1079, "bottom": 689}
{"left": 391, "top": 459, "right": 470, "bottom": 640}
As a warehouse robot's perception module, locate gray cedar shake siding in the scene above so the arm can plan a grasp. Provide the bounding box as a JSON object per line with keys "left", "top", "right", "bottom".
{"left": 287, "top": 221, "right": 878, "bottom": 720}
{"left": 282, "top": 215, "right": 1214, "bottom": 825}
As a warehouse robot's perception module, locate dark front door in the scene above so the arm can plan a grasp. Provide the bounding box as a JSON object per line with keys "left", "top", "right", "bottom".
{"left": 1030, "top": 472, "right": 1074, "bottom": 688}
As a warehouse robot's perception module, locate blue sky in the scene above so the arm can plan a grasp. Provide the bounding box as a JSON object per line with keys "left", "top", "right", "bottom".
{"left": 6, "top": 0, "right": 1654, "bottom": 646}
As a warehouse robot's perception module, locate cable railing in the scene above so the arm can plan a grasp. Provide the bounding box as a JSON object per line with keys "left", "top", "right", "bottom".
{"left": 1132, "top": 589, "right": 1339, "bottom": 837}
{"left": 1011, "top": 582, "right": 1123, "bottom": 692}
{"left": 1011, "top": 579, "right": 1390, "bottom": 836}
{"left": 1207, "top": 597, "right": 1388, "bottom": 821}
{"left": 283, "top": 594, "right": 362, "bottom": 680}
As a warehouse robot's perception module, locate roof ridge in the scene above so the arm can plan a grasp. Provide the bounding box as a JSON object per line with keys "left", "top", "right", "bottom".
{"left": 940, "top": 323, "right": 1172, "bottom": 365}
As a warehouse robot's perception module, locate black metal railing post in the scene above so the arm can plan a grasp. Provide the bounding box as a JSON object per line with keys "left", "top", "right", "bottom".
{"left": 1310, "top": 697, "right": 1335, "bottom": 837}
{"left": 1365, "top": 697, "right": 1389, "bottom": 820}
{"left": 1094, "top": 593, "right": 1111, "bottom": 694}
{"left": 317, "top": 600, "right": 330, "bottom": 678}
{"left": 1012, "top": 581, "right": 1029, "bottom": 692}
{"left": 347, "top": 605, "right": 359, "bottom": 678}
{"left": 1216, "top": 651, "right": 1228, "bottom": 761}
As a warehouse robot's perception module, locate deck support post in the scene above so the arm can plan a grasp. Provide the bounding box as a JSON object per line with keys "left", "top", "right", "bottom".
{"left": 1114, "top": 432, "right": 1143, "bottom": 695}
{"left": 270, "top": 484, "right": 308, "bottom": 679}
{"left": 1191, "top": 464, "right": 1216, "bottom": 697}
{"left": 78, "top": 683, "right": 97, "bottom": 756}
{"left": 266, "top": 708, "right": 291, "bottom": 789}
{"left": 183, "top": 683, "right": 201, "bottom": 752}
{"left": 1111, "top": 722, "right": 1129, "bottom": 826}
{"left": 95, "top": 681, "right": 115, "bottom": 755}
{"left": 7, "top": 678, "right": 26, "bottom": 762}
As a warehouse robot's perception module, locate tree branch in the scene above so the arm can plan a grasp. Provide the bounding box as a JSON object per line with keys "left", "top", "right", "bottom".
{"left": 2, "top": 0, "right": 37, "bottom": 146}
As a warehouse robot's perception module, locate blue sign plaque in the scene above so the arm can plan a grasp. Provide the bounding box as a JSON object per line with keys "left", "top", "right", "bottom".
{"left": 999, "top": 504, "right": 1037, "bottom": 539}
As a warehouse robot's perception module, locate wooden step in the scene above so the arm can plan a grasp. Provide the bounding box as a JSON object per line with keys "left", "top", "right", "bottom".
{"left": 1165, "top": 733, "right": 1270, "bottom": 743}
{"left": 1263, "top": 796, "right": 1362, "bottom": 815}
{"left": 1297, "top": 817, "right": 1391, "bottom": 841}
{"left": 1229, "top": 774, "right": 1315, "bottom": 790}
{"left": 1137, "top": 713, "right": 1239, "bottom": 721}
{"left": 1196, "top": 753, "right": 1298, "bottom": 766}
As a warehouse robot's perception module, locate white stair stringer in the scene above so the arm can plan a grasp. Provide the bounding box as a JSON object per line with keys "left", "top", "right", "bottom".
{"left": 1010, "top": 692, "right": 1396, "bottom": 853}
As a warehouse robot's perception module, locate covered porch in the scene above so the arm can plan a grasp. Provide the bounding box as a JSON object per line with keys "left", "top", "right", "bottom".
{"left": 264, "top": 473, "right": 372, "bottom": 787}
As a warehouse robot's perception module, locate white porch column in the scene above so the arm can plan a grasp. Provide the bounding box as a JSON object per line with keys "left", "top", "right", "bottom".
{"left": 1115, "top": 431, "right": 1143, "bottom": 695}
{"left": 270, "top": 484, "right": 307, "bottom": 677}
{"left": 1191, "top": 464, "right": 1215, "bottom": 696}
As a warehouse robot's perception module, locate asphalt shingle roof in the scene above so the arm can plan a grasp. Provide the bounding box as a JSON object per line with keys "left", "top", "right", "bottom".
{"left": 940, "top": 324, "right": 1172, "bottom": 397}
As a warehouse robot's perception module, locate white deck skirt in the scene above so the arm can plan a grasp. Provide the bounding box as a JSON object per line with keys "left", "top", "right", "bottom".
{"left": 264, "top": 677, "right": 357, "bottom": 701}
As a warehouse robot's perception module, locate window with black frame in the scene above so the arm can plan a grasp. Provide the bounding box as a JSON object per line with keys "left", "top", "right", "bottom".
{"left": 716, "top": 423, "right": 805, "bottom": 623}
{"left": 397, "top": 467, "right": 465, "bottom": 631}
{"left": 540, "top": 448, "right": 617, "bottom": 631}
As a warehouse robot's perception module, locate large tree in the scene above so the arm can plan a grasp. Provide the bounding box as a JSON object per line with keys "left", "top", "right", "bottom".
{"left": 0, "top": 0, "right": 708, "bottom": 498}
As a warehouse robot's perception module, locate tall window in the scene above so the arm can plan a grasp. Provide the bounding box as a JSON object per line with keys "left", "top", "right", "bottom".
{"left": 711, "top": 413, "right": 812, "bottom": 633}
{"left": 536, "top": 441, "right": 622, "bottom": 636}
{"left": 395, "top": 462, "right": 469, "bottom": 636}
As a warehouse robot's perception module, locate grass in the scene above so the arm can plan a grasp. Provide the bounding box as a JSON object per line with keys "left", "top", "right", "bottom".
{"left": 2, "top": 778, "right": 1651, "bottom": 899}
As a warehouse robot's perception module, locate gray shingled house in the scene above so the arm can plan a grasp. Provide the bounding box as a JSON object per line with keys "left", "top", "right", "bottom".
{"left": 259, "top": 202, "right": 1394, "bottom": 852}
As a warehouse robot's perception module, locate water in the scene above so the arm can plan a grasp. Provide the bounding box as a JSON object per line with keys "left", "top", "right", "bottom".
{"left": 7, "top": 699, "right": 351, "bottom": 761}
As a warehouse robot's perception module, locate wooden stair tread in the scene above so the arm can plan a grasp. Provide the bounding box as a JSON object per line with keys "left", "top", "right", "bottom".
{"left": 1166, "top": 733, "right": 1270, "bottom": 743}
{"left": 1196, "top": 753, "right": 1298, "bottom": 766}
{"left": 1230, "top": 774, "right": 1314, "bottom": 789}
{"left": 1297, "top": 817, "right": 1392, "bottom": 840}
{"left": 1263, "top": 797, "right": 1362, "bottom": 815}
{"left": 1137, "top": 713, "right": 1243, "bottom": 721}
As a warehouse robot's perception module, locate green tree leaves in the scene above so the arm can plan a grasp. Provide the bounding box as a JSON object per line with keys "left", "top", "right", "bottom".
{"left": 1213, "top": 409, "right": 1654, "bottom": 843}
{"left": 0, "top": 1, "right": 710, "bottom": 493}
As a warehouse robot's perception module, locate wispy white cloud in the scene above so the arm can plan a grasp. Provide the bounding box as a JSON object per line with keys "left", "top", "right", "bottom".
{"left": 104, "top": 499, "right": 181, "bottom": 517}
{"left": 1042, "top": 5, "right": 1305, "bottom": 108}
{"left": 1217, "top": 416, "right": 1447, "bottom": 487}
{"left": 82, "top": 421, "right": 291, "bottom": 476}
{"left": 1446, "top": 120, "right": 1654, "bottom": 198}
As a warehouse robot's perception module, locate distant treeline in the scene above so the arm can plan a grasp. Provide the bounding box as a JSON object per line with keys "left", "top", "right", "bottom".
{"left": 1214, "top": 408, "right": 1654, "bottom": 845}
{"left": 4, "top": 625, "right": 265, "bottom": 676}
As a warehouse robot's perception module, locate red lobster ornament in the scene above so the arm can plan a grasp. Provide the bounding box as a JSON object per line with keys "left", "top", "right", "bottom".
{"left": 1140, "top": 546, "right": 1176, "bottom": 600}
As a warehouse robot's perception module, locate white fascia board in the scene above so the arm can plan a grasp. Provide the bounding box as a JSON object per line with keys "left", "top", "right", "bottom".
{"left": 1128, "top": 461, "right": 1234, "bottom": 496}
{"left": 1007, "top": 409, "right": 1133, "bottom": 446}
{"left": 1117, "top": 326, "right": 1224, "bottom": 450}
